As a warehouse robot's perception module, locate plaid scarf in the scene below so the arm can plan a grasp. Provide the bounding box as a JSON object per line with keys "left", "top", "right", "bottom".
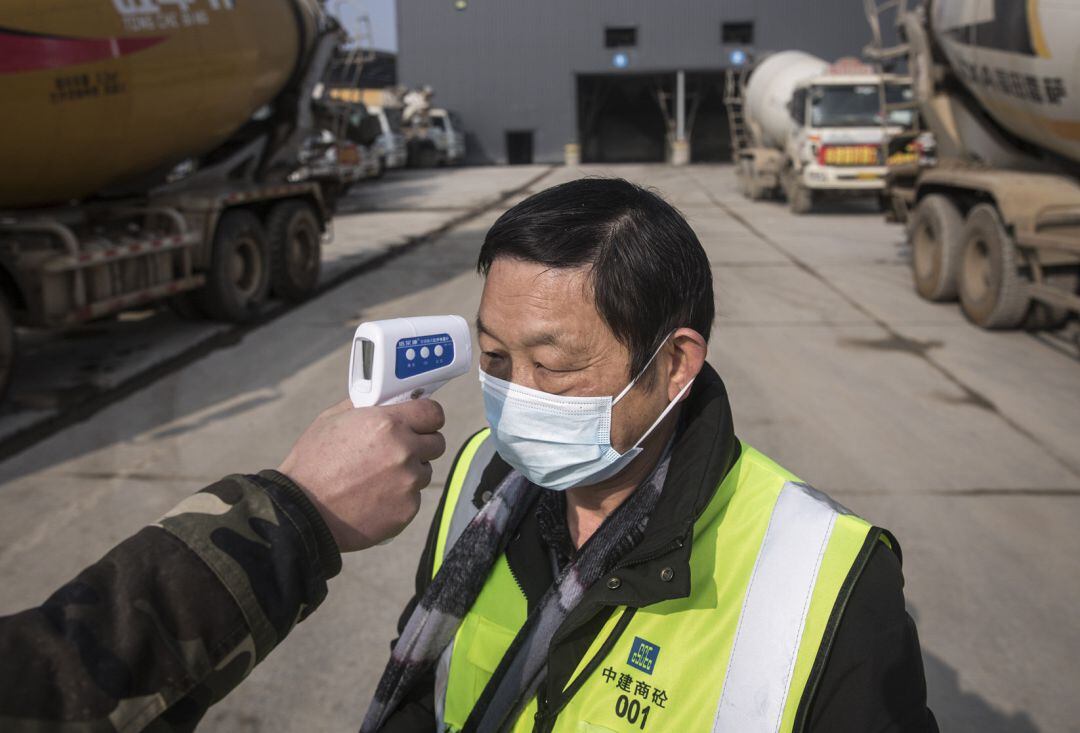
{"left": 361, "top": 449, "right": 672, "bottom": 733}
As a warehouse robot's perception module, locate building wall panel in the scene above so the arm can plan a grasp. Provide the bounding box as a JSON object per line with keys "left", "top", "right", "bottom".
{"left": 398, "top": 0, "right": 874, "bottom": 164}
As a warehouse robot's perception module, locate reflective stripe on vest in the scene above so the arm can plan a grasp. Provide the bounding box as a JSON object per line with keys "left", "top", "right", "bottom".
{"left": 434, "top": 429, "right": 496, "bottom": 574}
{"left": 435, "top": 437, "right": 880, "bottom": 733}
{"left": 712, "top": 481, "right": 846, "bottom": 732}
{"left": 433, "top": 428, "right": 494, "bottom": 729}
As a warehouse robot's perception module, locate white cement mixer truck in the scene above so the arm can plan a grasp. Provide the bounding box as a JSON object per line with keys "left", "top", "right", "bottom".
{"left": 727, "top": 53, "right": 914, "bottom": 213}
{"left": 866, "top": 0, "right": 1080, "bottom": 330}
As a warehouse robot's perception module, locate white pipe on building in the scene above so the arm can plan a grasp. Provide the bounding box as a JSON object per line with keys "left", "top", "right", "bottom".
{"left": 676, "top": 69, "right": 686, "bottom": 141}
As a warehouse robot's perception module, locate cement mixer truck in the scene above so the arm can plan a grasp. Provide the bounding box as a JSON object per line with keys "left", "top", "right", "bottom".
{"left": 865, "top": 0, "right": 1080, "bottom": 330}
{"left": 0, "top": 0, "right": 376, "bottom": 399}
{"left": 727, "top": 53, "right": 914, "bottom": 213}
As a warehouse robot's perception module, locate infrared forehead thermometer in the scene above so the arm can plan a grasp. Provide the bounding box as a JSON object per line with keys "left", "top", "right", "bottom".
{"left": 348, "top": 315, "right": 472, "bottom": 407}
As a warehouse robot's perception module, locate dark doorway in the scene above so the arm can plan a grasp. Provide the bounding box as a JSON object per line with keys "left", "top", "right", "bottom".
{"left": 577, "top": 74, "right": 667, "bottom": 163}
{"left": 505, "top": 130, "right": 534, "bottom": 165}
{"left": 577, "top": 72, "right": 730, "bottom": 164}
{"left": 688, "top": 72, "right": 731, "bottom": 162}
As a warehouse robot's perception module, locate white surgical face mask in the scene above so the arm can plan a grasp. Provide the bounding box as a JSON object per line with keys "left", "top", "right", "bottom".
{"left": 479, "top": 336, "right": 693, "bottom": 491}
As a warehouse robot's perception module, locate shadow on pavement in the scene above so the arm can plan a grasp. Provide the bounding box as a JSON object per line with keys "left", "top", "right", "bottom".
{"left": 1028, "top": 323, "right": 1080, "bottom": 363}
{"left": 801, "top": 198, "right": 885, "bottom": 216}
{"left": 336, "top": 174, "right": 448, "bottom": 215}
{"left": 924, "top": 649, "right": 1042, "bottom": 733}
{"left": 337, "top": 167, "right": 536, "bottom": 215}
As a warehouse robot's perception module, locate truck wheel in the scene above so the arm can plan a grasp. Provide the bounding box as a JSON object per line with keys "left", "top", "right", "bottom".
{"left": 197, "top": 209, "right": 270, "bottom": 323}
{"left": 0, "top": 292, "right": 14, "bottom": 402}
{"left": 909, "top": 194, "right": 964, "bottom": 302}
{"left": 749, "top": 177, "right": 769, "bottom": 201}
{"left": 267, "top": 201, "right": 322, "bottom": 303}
{"left": 957, "top": 204, "right": 1030, "bottom": 329}
{"left": 788, "top": 184, "right": 814, "bottom": 215}
{"left": 745, "top": 164, "right": 768, "bottom": 201}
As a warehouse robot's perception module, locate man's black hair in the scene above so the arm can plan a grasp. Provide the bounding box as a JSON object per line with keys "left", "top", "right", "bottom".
{"left": 477, "top": 177, "right": 714, "bottom": 379}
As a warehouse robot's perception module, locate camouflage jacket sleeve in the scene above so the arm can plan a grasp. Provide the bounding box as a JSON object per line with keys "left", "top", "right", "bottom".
{"left": 0, "top": 470, "right": 341, "bottom": 733}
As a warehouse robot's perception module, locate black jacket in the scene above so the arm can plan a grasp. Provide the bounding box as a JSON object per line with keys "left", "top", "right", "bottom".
{"left": 380, "top": 364, "right": 938, "bottom": 732}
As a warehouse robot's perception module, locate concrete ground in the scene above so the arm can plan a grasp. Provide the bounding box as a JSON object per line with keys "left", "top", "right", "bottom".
{"left": 1, "top": 164, "right": 1077, "bottom": 732}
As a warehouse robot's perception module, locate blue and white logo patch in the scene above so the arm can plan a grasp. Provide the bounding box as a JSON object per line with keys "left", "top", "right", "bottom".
{"left": 627, "top": 636, "right": 660, "bottom": 675}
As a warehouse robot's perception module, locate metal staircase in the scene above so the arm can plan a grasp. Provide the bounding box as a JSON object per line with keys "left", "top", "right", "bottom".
{"left": 864, "top": 0, "right": 920, "bottom": 139}
{"left": 863, "top": 0, "right": 924, "bottom": 218}
{"left": 723, "top": 66, "right": 751, "bottom": 160}
{"left": 864, "top": 0, "right": 914, "bottom": 68}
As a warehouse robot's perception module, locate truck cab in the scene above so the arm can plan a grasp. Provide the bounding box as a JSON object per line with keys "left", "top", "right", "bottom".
{"left": 785, "top": 72, "right": 913, "bottom": 210}
{"left": 429, "top": 108, "right": 466, "bottom": 165}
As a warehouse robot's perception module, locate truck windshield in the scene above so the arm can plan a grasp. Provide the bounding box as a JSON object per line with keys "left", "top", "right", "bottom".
{"left": 811, "top": 84, "right": 882, "bottom": 128}
{"left": 431, "top": 116, "right": 447, "bottom": 130}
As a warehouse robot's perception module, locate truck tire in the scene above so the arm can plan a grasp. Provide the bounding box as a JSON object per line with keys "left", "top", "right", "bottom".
{"left": 788, "top": 184, "right": 814, "bottom": 215}
{"left": 268, "top": 201, "right": 322, "bottom": 303}
{"left": 746, "top": 167, "right": 768, "bottom": 201}
{"left": 0, "top": 292, "right": 14, "bottom": 402}
{"left": 909, "top": 194, "right": 964, "bottom": 302}
{"left": 197, "top": 209, "right": 270, "bottom": 323}
{"left": 957, "top": 204, "right": 1030, "bottom": 329}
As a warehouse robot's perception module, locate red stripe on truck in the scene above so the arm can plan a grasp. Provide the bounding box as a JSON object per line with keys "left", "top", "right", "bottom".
{"left": 0, "top": 28, "right": 166, "bottom": 75}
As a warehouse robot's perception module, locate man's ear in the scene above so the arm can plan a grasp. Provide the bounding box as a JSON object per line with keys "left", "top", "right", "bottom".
{"left": 667, "top": 328, "right": 708, "bottom": 402}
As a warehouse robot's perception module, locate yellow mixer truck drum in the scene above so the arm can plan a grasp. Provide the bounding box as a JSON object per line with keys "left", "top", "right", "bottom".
{"left": 0, "top": 0, "right": 321, "bottom": 209}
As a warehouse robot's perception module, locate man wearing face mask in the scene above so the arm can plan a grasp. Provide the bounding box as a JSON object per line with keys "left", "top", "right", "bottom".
{"left": 365, "top": 178, "right": 937, "bottom": 733}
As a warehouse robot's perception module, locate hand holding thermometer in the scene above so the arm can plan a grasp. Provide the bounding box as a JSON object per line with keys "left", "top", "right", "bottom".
{"left": 348, "top": 315, "right": 473, "bottom": 407}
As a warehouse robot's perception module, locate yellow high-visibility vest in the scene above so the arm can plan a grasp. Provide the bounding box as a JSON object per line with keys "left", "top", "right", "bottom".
{"left": 432, "top": 429, "right": 890, "bottom": 733}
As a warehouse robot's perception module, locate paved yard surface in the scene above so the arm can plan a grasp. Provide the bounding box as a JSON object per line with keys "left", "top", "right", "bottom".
{"left": 1, "top": 164, "right": 1076, "bottom": 732}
